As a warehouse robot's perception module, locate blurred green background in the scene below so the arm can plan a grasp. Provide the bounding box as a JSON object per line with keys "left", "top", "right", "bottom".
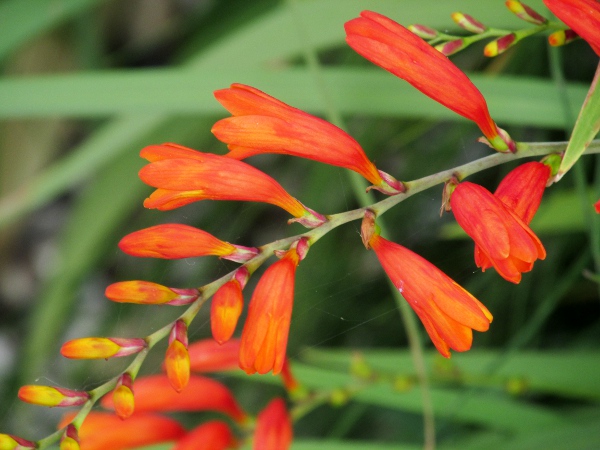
{"left": 1, "top": 0, "right": 599, "bottom": 449}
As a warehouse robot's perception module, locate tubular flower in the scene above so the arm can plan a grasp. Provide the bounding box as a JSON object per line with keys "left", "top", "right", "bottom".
{"left": 105, "top": 280, "right": 200, "bottom": 306}
{"left": 101, "top": 375, "right": 247, "bottom": 422}
{"left": 59, "top": 412, "right": 185, "bottom": 450}
{"left": 0, "top": 434, "right": 36, "bottom": 450}
{"left": 59, "top": 425, "right": 79, "bottom": 450}
{"left": 119, "top": 223, "right": 258, "bottom": 262}
{"left": 253, "top": 398, "right": 293, "bottom": 450}
{"left": 211, "top": 268, "right": 249, "bottom": 344}
{"left": 173, "top": 421, "right": 236, "bottom": 450}
{"left": 239, "top": 239, "right": 308, "bottom": 375}
{"left": 363, "top": 214, "right": 492, "bottom": 358}
{"left": 450, "top": 181, "right": 546, "bottom": 284}
{"left": 113, "top": 373, "right": 135, "bottom": 420}
{"left": 60, "top": 337, "right": 146, "bottom": 360}
{"left": 475, "top": 162, "right": 551, "bottom": 271}
{"left": 344, "top": 11, "right": 515, "bottom": 152}
{"left": 165, "top": 320, "right": 190, "bottom": 393}
{"left": 188, "top": 338, "right": 241, "bottom": 373}
{"left": 212, "top": 83, "right": 404, "bottom": 195}
{"left": 139, "top": 143, "right": 326, "bottom": 228}
{"left": 18, "top": 386, "right": 89, "bottom": 408}
{"left": 543, "top": 0, "right": 600, "bottom": 56}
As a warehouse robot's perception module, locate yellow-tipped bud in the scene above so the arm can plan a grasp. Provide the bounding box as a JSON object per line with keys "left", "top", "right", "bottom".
{"left": 18, "top": 385, "right": 89, "bottom": 407}
{"left": 59, "top": 425, "right": 80, "bottom": 450}
{"left": 451, "top": 12, "right": 486, "bottom": 33}
{"left": 505, "top": 0, "right": 547, "bottom": 25}
{"left": 113, "top": 373, "right": 135, "bottom": 419}
{"left": 0, "top": 434, "right": 36, "bottom": 450}
{"left": 165, "top": 321, "right": 190, "bottom": 392}
{"left": 61, "top": 337, "right": 146, "bottom": 359}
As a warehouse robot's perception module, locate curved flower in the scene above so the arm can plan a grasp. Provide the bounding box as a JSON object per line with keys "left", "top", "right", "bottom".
{"left": 105, "top": 280, "right": 200, "bottom": 306}
{"left": 59, "top": 412, "right": 185, "bottom": 450}
{"left": 364, "top": 218, "right": 492, "bottom": 358}
{"left": 451, "top": 181, "right": 546, "bottom": 284}
{"left": 188, "top": 338, "right": 241, "bottom": 373}
{"left": 544, "top": 0, "right": 600, "bottom": 56}
{"left": 60, "top": 337, "right": 146, "bottom": 360}
{"left": 173, "top": 421, "right": 236, "bottom": 450}
{"left": 139, "top": 144, "right": 326, "bottom": 228}
{"left": 475, "top": 162, "right": 551, "bottom": 271}
{"left": 239, "top": 239, "right": 307, "bottom": 375}
{"left": 253, "top": 398, "right": 293, "bottom": 450}
{"left": 345, "top": 11, "right": 515, "bottom": 152}
{"left": 118, "top": 223, "right": 258, "bottom": 262}
{"left": 212, "top": 83, "right": 404, "bottom": 195}
{"left": 101, "top": 375, "right": 247, "bottom": 422}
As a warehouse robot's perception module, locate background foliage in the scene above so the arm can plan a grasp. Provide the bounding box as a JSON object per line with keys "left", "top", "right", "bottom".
{"left": 0, "top": 0, "right": 599, "bottom": 448}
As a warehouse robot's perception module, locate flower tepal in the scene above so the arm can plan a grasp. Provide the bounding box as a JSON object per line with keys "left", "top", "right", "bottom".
{"left": 345, "top": 11, "right": 515, "bottom": 153}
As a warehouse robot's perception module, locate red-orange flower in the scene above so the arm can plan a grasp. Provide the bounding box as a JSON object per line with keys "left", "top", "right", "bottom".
{"left": 451, "top": 181, "right": 546, "bottom": 284}
{"left": 345, "top": 11, "right": 515, "bottom": 152}
{"left": 118, "top": 223, "right": 258, "bottom": 262}
{"left": 59, "top": 412, "right": 185, "bottom": 450}
{"left": 239, "top": 239, "right": 307, "bottom": 375}
{"left": 105, "top": 280, "right": 200, "bottom": 306}
{"left": 544, "top": 0, "right": 600, "bottom": 56}
{"left": 139, "top": 143, "right": 326, "bottom": 228}
{"left": 211, "top": 268, "right": 248, "bottom": 345}
{"left": 188, "top": 338, "right": 241, "bottom": 373}
{"left": 363, "top": 217, "right": 492, "bottom": 358}
{"left": 212, "top": 83, "right": 404, "bottom": 195}
{"left": 475, "top": 162, "right": 551, "bottom": 271}
{"left": 253, "top": 398, "right": 293, "bottom": 450}
{"left": 595, "top": 199, "right": 600, "bottom": 213}
{"left": 112, "top": 373, "right": 135, "bottom": 420}
{"left": 101, "top": 375, "right": 247, "bottom": 422}
{"left": 173, "top": 421, "right": 236, "bottom": 450}
{"left": 60, "top": 337, "right": 146, "bottom": 360}
{"left": 165, "top": 320, "right": 190, "bottom": 393}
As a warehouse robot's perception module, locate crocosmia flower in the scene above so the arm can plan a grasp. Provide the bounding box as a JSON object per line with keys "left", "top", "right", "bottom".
{"left": 475, "top": 162, "right": 551, "bottom": 271}
{"left": 544, "top": 0, "right": 600, "bottom": 56}
{"left": 60, "top": 337, "right": 146, "bottom": 359}
{"left": 188, "top": 338, "right": 240, "bottom": 373}
{"left": 18, "top": 386, "right": 89, "bottom": 408}
{"left": 595, "top": 199, "right": 600, "bottom": 213}
{"left": 0, "top": 434, "right": 36, "bottom": 450}
{"left": 253, "top": 398, "right": 293, "bottom": 450}
{"left": 211, "top": 268, "right": 248, "bottom": 345}
{"left": 118, "top": 223, "right": 258, "bottom": 262}
{"left": 345, "top": 11, "right": 515, "bottom": 152}
{"left": 105, "top": 280, "right": 200, "bottom": 306}
{"left": 113, "top": 373, "right": 135, "bottom": 420}
{"left": 451, "top": 181, "right": 546, "bottom": 284}
{"left": 139, "top": 143, "right": 326, "bottom": 228}
{"left": 173, "top": 421, "right": 236, "bottom": 450}
{"left": 239, "top": 239, "right": 307, "bottom": 375}
{"left": 59, "top": 424, "right": 79, "bottom": 450}
{"left": 363, "top": 216, "right": 492, "bottom": 358}
{"left": 212, "top": 83, "right": 404, "bottom": 195}
{"left": 165, "top": 320, "right": 190, "bottom": 393}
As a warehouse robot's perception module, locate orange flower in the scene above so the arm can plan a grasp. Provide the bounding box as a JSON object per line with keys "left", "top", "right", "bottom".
{"left": 595, "top": 199, "right": 600, "bottom": 213}
{"left": 139, "top": 144, "right": 326, "bottom": 228}
{"left": 18, "top": 386, "right": 89, "bottom": 408}
{"left": 165, "top": 320, "right": 190, "bottom": 393}
{"left": 253, "top": 398, "right": 293, "bottom": 450}
{"left": 475, "top": 162, "right": 551, "bottom": 271}
{"left": 59, "top": 412, "right": 185, "bottom": 450}
{"left": 239, "top": 239, "right": 308, "bottom": 375}
{"left": 112, "top": 373, "right": 135, "bottom": 420}
{"left": 345, "top": 11, "right": 515, "bottom": 152}
{"left": 188, "top": 338, "right": 241, "bottom": 373}
{"left": 105, "top": 280, "right": 200, "bottom": 306}
{"left": 451, "top": 181, "right": 546, "bottom": 284}
{"left": 118, "top": 224, "right": 258, "bottom": 262}
{"left": 60, "top": 337, "right": 146, "bottom": 359}
{"left": 211, "top": 268, "right": 248, "bottom": 344}
{"left": 544, "top": 0, "right": 600, "bottom": 56}
{"left": 101, "top": 375, "right": 247, "bottom": 422}
{"left": 172, "top": 421, "right": 236, "bottom": 450}
{"left": 212, "top": 84, "right": 404, "bottom": 195}
{"left": 363, "top": 218, "right": 492, "bottom": 358}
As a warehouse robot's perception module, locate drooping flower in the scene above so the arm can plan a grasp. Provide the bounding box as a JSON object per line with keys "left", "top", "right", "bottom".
{"left": 173, "top": 421, "right": 236, "bottom": 450}
{"left": 450, "top": 181, "right": 546, "bottom": 284}
{"left": 139, "top": 143, "right": 326, "bottom": 228}
{"left": 253, "top": 398, "right": 293, "bottom": 450}
{"left": 188, "top": 338, "right": 241, "bottom": 373}
{"left": 165, "top": 320, "right": 190, "bottom": 393}
{"left": 362, "top": 212, "right": 492, "bottom": 358}
{"left": 475, "top": 162, "right": 551, "bottom": 271}
{"left": 239, "top": 239, "right": 308, "bottom": 375}
{"left": 101, "top": 375, "right": 247, "bottom": 422}
{"left": 344, "top": 11, "right": 515, "bottom": 152}
{"left": 212, "top": 84, "right": 404, "bottom": 195}
{"left": 58, "top": 412, "right": 186, "bottom": 450}
{"left": 60, "top": 337, "right": 146, "bottom": 360}
{"left": 112, "top": 373, "right": 135, "bottom": 420}
{"left": 18, "top": 386, "right": 89, "bottom": 408}
{"left": 211, "top": 268, "right": 248, "bottom": 344}
{"left": 0, "top": 434, "right": 36, "bottom": 450}
{"left": 118, "top": 223, "right": 258, "bottom": 262}
{"left": 105, "top": 280, "right": 200, "bottom": 306}
{"left": 543, "top": 0, "right": 600, "bottom": 56}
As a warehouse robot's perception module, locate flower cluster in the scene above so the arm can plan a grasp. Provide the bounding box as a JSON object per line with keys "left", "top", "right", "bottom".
{"left": 3, "top": 2, "right": 597, "bottom": 449}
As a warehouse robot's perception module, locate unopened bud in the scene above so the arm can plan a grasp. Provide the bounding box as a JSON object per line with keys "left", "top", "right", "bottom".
{"left": 61, "top": 337, "right": 146, "bottom": 359}
{"left": 211, "top": 274, "right": 245, "bottom": 345}
{"left": 113, "top": 373, "right": 135, "bottom": 419}
{"left": 105, "top": 280, "right": 200, "bottom": 306}
{"left": 59, "top": 425, "right": 79, "bottom": 450}
{"left": 408, "top": 24, "right": 438, "bottom": 39}
{"left": 484, "top": 33, "right": 516, "bottom": 57}
{"left": 0, "top": 434, "right": 36, "bottom": 450}
{"left": 435, "top": 39, "right": 467, "bottom": 56}
{"left": 548, "top": 29, "right": 579, "bottom": 47}
{"left": 451, "top": 12, "right": 486, "bottom": 33}
{"left": 166, "top": 320, "right": 190, "bottom": 392}
{"left": 505, "top": 1, "right": 547, "bottom": 25}
{"left": 18, "top": 385, "right": 89, "bottom": 407}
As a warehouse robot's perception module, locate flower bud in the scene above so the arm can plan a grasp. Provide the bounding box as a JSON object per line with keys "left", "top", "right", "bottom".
{"left": 59, "top": 425, "right": 80, "bottom": 450}
{"left": 0, "top": 434, "right": 36, "bottom": 450}
{"left": 165, "top": 320, "right": 190, "bottom": 392}
{"left": 211, "top": 268, "right": 248, "bottom": 345}
{"left": 435, "top": 39, "right": 467, "bottom": 56}
{"left": 505, "top": 0, "right": 547, "bottom": 25}
{"left": 18, "top": 386, "right": 89, "bottom": 407}
{"left": 113, "top": 373, "right": 135, "bottom": 419}
{"left": 484, "top": 33, "right": 516, "bottom": 57}
{"left": 60, "top": 337, "right": 146, "bottom": 359}
{"left": 407, "top": 24, "right": 438, "bottom": 39}
{"left": 548, "top": 29, "right": 579, "bottom": 47}
{"left": 451, "top": 12, "right": 486, "bottom": 33}
{"left": 105, "top": 281, "right": 200, "bottom": 306}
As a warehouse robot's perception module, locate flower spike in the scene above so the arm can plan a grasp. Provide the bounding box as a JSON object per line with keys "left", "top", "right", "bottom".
{"left": 139, "top": 144, "right": 327, "bottom": 228}
{"left": 345, "top": 11, "right": 515, "bottom": 152}
{"left": 60, "top": 337, "right": 146, "bottom": 359}
{"left": 18, "top": 386, "right": 89, "bottom": 408}
{"left": 105, "top": 280, "right": 200, "bottom": 306}
{"left": 165, "top": 320, "right": 190, "bottom": 393}
{"left": 362, "top": 211, "right": 492, "bottom": 358}
{"left": 212, "top": 84, "right": 404, "bottom": 195}
{"left": 544, "top": 0, "right": 600, "bottom": 56}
